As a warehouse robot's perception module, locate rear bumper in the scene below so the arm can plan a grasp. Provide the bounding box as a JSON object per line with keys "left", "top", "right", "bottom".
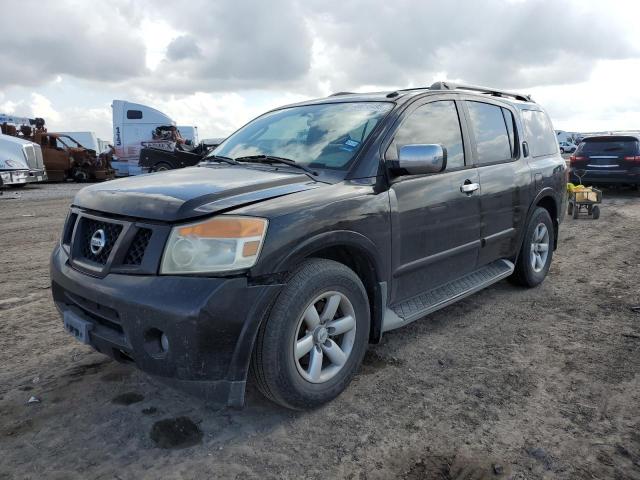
{"left": 50, "top": 245, "right": 282, "bottom": 407}
{"left": 570, "top": 168, "right": 640, "bottom": 185}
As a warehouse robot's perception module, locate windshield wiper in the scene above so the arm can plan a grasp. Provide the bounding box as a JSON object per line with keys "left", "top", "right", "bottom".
{"left": 234, "top": 155, "right": 318, "bottom": 176}
{"left": 203, "top": 154, "right": 239, "bottom": 165}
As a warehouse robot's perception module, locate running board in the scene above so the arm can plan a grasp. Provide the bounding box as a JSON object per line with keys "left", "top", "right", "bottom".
{"left": 382, "top": 259, "right": 514, "bottom": 332}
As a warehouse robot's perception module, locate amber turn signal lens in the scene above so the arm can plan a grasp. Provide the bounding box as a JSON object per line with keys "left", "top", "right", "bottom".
{"left": 242, "top": 240, "right": 261, "bottom": 257}
{"left": 178, "top": 217, "right": 267, "bottom": 238}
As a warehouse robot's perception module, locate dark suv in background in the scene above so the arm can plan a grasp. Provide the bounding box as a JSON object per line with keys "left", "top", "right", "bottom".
{"left": 51, "top": 82, "right": 566, "bottom": 410}
{"left": 570, "top": 134, "right": 640, "bottom": 189}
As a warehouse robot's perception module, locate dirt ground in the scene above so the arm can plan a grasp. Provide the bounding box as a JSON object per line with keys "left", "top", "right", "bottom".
{"left": 1, "top": 182, "right": 639, "bottom": 480}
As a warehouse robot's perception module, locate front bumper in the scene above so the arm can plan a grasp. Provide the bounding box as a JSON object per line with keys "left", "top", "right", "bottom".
{"left": 25, "top": 168, "right": 47, "bottom": 183}
{"left": 50, "top": 245, "right": 282, "bottom": 407}
{"left": 1, "top": 169, "right": 29, "bottom": 186}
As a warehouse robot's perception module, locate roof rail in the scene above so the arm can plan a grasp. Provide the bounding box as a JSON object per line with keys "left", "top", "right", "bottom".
{"left": 329, "top": 91, "right": 356, "bottom": 97}
{"left": 429, "top": 81, "right": 533, "bottom": 102}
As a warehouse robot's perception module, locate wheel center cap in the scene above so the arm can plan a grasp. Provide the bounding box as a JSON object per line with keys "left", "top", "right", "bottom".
{"left": 314, "top": 327, "right": 329, "bottom": 344}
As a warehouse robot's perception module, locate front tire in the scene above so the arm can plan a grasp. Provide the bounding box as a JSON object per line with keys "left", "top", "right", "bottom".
{"left": 251, "top": 259, "right": 370, "bottom": 410}
{"left": 510, "top": 207, "right": 555, "bottom": 287}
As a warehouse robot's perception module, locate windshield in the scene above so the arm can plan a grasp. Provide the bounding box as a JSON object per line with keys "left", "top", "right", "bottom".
{"left": 60, "top": 135, "right": 83, "bottom": 148}
{"left": 210, "top": 102, "right": 393, "bottom": 170}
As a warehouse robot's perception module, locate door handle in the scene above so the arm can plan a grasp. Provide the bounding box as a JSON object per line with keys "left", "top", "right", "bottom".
{"left": 460, "top": 182, "right": 479, "bottom": 194}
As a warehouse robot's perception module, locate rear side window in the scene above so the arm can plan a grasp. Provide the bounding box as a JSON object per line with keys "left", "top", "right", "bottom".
{"left": 126, "top": 110, "right": 143, "bottom": 120}
{"left": 466, "top": 101, "right": 512, "bottom": 164}
{"left": 577, "top": 137, "right": 639, "bottom": 156}
{"left": 386, "top": 100, "right": 465, "bottom": 170}
{"left": 521, "top": 110, "right": 557, "bottom": 157}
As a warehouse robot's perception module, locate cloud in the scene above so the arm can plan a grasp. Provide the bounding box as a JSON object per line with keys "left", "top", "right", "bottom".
{"left": 0, "top": 0, "right": 148, "bottom": 87}
{"left": 301, "top": 0, "right": 640, "bottom": 91}
{"left": 1, "top": 0, "right": 639, "bottom": 135}
{"left": 166, "top": 36, "right": 202, "bottom": 61}
{"left": 136, "top": 0, "right": 313, "bottom": 94}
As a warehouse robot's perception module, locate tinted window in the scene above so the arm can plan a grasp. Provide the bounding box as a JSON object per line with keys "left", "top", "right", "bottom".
{"left": 466, "top": 101, "right": 512, "bottom": 164}
{"left": 386, "top": 101, "right": 465, "bottom": 169}
{"left": 126, "top": 110, "right": 143, "bottom": 119}
{"left": 577, "top": 137, "right": 639, "bottom": 156}
{"left": 521, "top": 110, "right": 558, "bottom": 157}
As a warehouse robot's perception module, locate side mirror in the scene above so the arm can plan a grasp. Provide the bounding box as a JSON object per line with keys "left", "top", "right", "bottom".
{"left": 397, "top": 144, "right": 447, "bottom": 175}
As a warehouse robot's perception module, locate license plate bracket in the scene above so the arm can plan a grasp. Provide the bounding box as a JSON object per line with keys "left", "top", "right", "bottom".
{"left": 63, "top": 310, "right": 93, "bottom": 345}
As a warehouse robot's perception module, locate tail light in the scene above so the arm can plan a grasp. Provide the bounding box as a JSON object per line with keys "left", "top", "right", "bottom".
{"left": 623, "top": 156, "right": 640, "bottom": 162}
{"left": 569, "top": 155, "right": 584, "bottom": 165}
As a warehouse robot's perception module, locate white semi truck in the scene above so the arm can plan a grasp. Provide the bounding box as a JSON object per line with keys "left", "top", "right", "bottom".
{"left": 111, "top": 100, "right": 199, "bottom": 176}
{"left": 0, "top": 130, "right": 47, "bottom": 187}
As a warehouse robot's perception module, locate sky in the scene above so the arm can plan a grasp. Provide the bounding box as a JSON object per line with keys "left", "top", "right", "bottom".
{"left": 1, "top": 0, "right": 639, "bottom": 141}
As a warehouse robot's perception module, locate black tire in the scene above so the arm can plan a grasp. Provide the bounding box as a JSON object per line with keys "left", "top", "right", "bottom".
{"left": 567, "top": 202, "right": 573, "bottom": 216}
{"left": 510, "top": 207, "right": 555, "bottom": 288}
{"left": 153, "top": 162, "right": 172, "bottom": 172}
{"left": 560, "top": 148, "right": 565, "bottom": 154}
{"left": 592, "top": 205, "right": 600, "bottom": 219}
{"left": 251, "top": 259, "right": 370, "bottom": 410}
{"left": 572, "top": 205, "right": 579, "bottom": 219}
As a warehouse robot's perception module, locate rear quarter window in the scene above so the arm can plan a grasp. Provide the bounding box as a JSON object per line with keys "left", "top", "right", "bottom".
{"left": 521, "top": 110, "right": 558, "bottom": 157}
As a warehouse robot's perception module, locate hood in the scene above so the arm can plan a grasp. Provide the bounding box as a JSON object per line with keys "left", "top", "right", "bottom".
{"left": 73, "top": 165, "right": 321, "bottom": 221}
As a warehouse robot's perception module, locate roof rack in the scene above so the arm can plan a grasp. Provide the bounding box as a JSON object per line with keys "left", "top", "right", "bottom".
{"left": 429, "top": 81, "right": 533, "bottom": 102}
{"left": 329, "top": 91, "right": 356, "bottom": 97}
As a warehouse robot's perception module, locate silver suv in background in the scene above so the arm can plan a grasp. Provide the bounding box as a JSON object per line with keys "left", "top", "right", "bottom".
{"left": 559, "top": 141, "right": 576, "bottom": 154}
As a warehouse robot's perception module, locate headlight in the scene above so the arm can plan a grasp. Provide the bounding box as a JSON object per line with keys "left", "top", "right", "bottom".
{"left": 160, "top": 216, "right": 268, "bottom": 274}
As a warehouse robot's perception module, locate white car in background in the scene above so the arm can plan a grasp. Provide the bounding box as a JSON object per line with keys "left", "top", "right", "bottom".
{"left": 559, "top": 141, "right": 577, "bottom": 154}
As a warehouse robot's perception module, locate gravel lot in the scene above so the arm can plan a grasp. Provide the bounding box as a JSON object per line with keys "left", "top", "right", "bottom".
{"left": 1, "top": 182, "right": 639, "bottom": 480}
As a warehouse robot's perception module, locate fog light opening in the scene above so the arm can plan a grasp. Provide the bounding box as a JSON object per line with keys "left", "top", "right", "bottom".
{"left": 144, "top": 328, "right": 169, "bottom": 358}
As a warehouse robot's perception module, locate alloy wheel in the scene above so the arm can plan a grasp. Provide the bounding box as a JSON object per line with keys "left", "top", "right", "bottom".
{"left": 293, "top": 291, "right": 357, "bottom": 384}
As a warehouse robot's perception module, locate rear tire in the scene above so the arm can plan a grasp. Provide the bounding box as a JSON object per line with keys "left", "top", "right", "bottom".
{"left": 572, "top": 205, "right": 580, "bottom": 219}
{"left": 592, "top": 205, "right": 600, "bottom": 219}
{"left": 251, "top": 259, "right": 370, "bottom": 410}
{"left": 510, "top": 207, "right": 554, "bottom": 288}
{"left": 567, "top": 202, "right": 573, "bottom": 216}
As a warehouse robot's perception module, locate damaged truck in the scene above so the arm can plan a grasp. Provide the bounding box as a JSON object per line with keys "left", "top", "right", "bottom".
{"left": 0, "top": 115, "right": 114, "bottom": 182}
{"left": 112, "top": 100, "right": 206, "bottom": 175}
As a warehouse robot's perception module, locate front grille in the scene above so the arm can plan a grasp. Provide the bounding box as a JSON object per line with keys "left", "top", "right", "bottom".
{"left": 23, "top": 145, "right": 37, "bottom": 169}
{"left": 79, "top": 218, "right": 122, "bottom": 264}
{"left": 62, "top": 213, "right": 78, "bottom": 245}
{"left": 34, "top": 146, "right": 44, "bottom": 169}
{"left": 123, "top": 228, "right": 152, "bottom": 265}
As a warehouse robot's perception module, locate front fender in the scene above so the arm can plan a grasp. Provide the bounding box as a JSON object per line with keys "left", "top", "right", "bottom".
{"left": 274, "top": 229, "right": 385, "bottom": 278}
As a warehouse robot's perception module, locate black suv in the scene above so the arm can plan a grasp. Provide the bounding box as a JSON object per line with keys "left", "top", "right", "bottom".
{"left": 570, "top": 134, "right": 640, "bottom": 189}
{"left": 51, "top": 82, "right": 567, "bottom": 410}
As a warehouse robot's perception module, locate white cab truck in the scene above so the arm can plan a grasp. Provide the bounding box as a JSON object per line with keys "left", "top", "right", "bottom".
{"left": 0, "top": 133, "right": 47, "bottom": 187}
{"left": 112, "top": 100, "right": 198, "bottom": 176}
